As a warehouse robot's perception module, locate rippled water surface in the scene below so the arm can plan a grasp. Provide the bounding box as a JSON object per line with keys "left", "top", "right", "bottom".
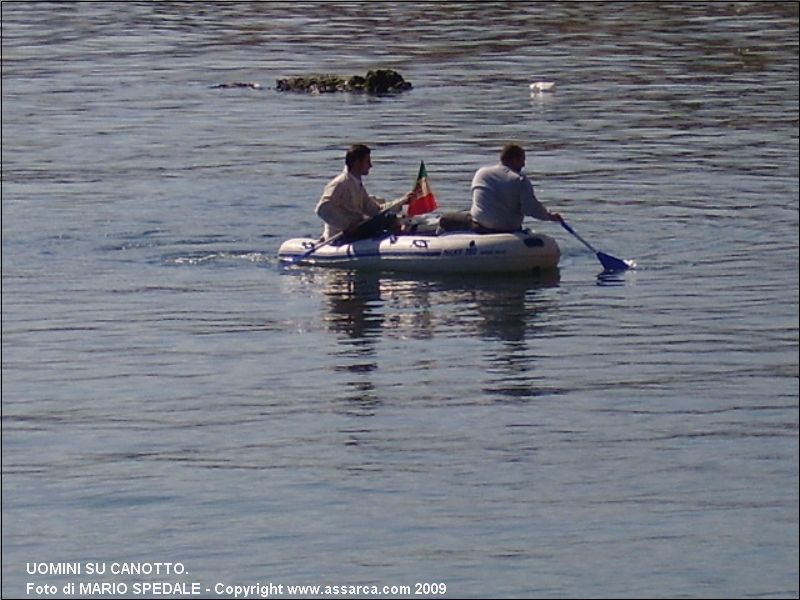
{"left": 2, "top": 3, "right": 798, "bottom": 598}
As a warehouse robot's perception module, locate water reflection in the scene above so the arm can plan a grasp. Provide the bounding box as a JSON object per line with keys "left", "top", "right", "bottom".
{"left": 596, "top": 267, "right": 639, "bottom": 286}
{"left": 321, "top": 270, "right": 384, "bottom": 345}
{"left": 313, "top": 268, "right": 560, "bottom": 343}
{"left": 295, "top": 268, "right": 562, "bottom": 405}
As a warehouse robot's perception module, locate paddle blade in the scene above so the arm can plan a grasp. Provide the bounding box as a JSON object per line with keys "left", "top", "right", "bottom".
{"left": 597, "top": 251, "right": 632, "bottom": 272}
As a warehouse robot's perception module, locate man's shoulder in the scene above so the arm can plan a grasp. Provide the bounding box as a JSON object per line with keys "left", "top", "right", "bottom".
{"left": 473, "top": 163, "right": 499, "bottom": 180}
{"left": 327, "top": 169, "right": 351, "bottom": 185}
{"left": 474, "top": 163, "right": 520, "bottom": 182}
{"left": 323, "top": 169, "right": 355, "bottom": 193}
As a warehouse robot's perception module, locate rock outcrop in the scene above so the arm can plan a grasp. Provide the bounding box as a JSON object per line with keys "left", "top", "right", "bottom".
{"left": 276, "top": 69, "right": 412, "bottom": 95}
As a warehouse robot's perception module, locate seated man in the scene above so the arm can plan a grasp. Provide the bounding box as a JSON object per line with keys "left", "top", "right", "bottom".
{"left": 469, "top": 143, "right": 561, "bottom": 232}
{"left": 315, "top": 144, "right": 412, "bottom": 242}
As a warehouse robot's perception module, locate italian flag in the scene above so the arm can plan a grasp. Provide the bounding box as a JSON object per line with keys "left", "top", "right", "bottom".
{"left": 407, "top": 161, "right": 439, "bottom": 216}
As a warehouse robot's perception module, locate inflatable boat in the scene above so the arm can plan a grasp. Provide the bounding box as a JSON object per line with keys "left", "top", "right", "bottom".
{"left": 278, "top": 229, "right": 560, "bottom": 274}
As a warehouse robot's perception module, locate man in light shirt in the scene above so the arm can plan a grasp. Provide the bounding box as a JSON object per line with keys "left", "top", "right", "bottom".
{"left": 315, "top": 144, "right": 413, "bottom": 241}
{"left": 470, "top": 143, "right": 562, "bottom": 233}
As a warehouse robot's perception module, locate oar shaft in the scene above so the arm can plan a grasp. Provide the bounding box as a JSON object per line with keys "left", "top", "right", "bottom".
{"left": 293, "top": 230, "right": 345, "bottom": 262}
{"left": 560, "top": 220, "right": 598, "bottom": 254}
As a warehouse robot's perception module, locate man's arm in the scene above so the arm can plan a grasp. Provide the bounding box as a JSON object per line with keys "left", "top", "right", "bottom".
{"left": 521, "top": 177, "right": 560, "bottom": 221}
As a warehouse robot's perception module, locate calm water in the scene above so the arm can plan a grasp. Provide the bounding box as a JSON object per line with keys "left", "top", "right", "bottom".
{"left": 2, "top": 2, "right": 798, "bottom": 598}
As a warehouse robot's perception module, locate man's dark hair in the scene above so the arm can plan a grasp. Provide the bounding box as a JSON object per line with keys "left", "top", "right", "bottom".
{"left": 345, "top": 144, "right": 371, "bottom": 168}
{"left": 500, "top": 143, "right": 525, "bottom": 164}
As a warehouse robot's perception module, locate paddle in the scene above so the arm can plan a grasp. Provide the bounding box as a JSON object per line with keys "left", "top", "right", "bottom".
{"left": 286, "top": 195, "right": 409, "bottom": 264}
{"left": 560, "top": 219, "right": 631, "bottom": 272}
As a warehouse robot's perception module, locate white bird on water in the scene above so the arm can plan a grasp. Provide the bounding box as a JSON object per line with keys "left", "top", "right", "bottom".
{"left": 529, "top": 81, "right": 555, "bottom": 93}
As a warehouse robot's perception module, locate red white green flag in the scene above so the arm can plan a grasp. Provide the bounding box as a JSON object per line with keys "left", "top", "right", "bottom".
{"left": 407, "top": 161, "right": 439, "bottom": 216}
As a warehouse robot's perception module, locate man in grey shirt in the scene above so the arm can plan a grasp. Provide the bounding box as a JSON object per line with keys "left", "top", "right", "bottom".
{"left": 470, "top": 144, "right": 562, "bottom": 232}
